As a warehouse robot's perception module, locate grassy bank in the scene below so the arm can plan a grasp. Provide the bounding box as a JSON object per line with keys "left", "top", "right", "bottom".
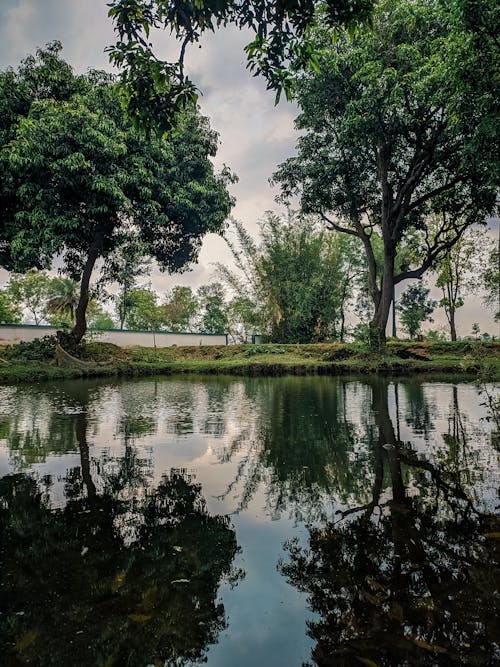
{"left": 0, "top": 339, "right": 499, "bottom": 384}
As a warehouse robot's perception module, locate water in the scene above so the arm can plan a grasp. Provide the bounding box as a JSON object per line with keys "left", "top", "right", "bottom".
{"left": 0, "top": 375, "right": 498, "bottom": 666}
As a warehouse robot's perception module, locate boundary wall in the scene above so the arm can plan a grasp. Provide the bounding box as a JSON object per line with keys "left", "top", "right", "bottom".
{"left": 0, "top": 324, "right": 228, "bottom": 347}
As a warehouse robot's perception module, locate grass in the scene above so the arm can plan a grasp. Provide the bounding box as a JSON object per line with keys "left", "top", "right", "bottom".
{"left": 0, "top": 339, "right": 498, "bottom": 384}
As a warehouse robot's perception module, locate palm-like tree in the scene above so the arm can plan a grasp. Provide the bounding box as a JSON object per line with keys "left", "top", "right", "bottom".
{"left": 46, "top": 277, "right": 79, "bottom": 323}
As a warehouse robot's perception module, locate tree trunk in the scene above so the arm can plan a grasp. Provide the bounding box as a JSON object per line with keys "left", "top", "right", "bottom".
{"left": 369, "top": 254, "right": 394, "bottom": 352}
{"left": 449, "top": 306, "right": 457, "bottom": 341}
{"left": 391, "top": 282, "right": 397, "bottom": 338}
{"left": 71, "top": 237, "right": 101, "bottom": 343}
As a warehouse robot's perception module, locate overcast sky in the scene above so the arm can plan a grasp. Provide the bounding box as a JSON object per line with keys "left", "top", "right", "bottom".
{"left": 0, "top": 0, "right": 498, "bottom": 336}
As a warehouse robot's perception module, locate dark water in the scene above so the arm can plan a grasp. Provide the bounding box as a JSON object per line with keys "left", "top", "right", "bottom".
{"left": 0, "top": 375, "right": 498, "bottom": 667}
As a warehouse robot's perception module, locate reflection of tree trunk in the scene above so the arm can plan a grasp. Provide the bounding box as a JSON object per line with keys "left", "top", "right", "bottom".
{"left": 371, "top": 380, "right": 445, "bottom": 604}
{"left": 75, "top": 411, "right": 96, "bottom": 499}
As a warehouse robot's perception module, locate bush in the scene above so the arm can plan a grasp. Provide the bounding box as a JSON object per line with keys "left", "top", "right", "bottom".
{"left": 6, "top": 335, "right": 57, "bottom": 361}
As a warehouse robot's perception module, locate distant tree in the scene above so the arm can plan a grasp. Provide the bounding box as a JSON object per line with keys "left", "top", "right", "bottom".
{"left": 124, "top": 287, "right": 163, "bottom": 331}
{"left": 197, "top": 283, "right": 229, "bottom": 334}
{"left": 432, "top": 225, "right": 490, "bottom": 341}
{"left": 6, "top": 270, "right": 53, "bottom": 325}
{"left": 46, "top": 277, "right": 79, "bottom": 324}
{"left": 274, "top": 0, "right": 498, "bottom": 350}
{"left": 397, "top": 284, "right": 436, "bottom": 340}
{"left": 227, "top": 296, "right": 261, "bottom": 343}
{"left": 0, "top": 290, "right": 21, "bottom": 324}
{"left": 1, "top": 44, "right": 234, "bottom": 344}
{"left": 103, "top": 236, "right": 151, "bottom": 330}
{"left": 483, "top": 243, "right": 499, "bottom": 322}
{"left": 471, "top": 322, "right": 481, "bottom": 339}
{"left": 162, "top": 286, "right": 198, "bottom": 332}
{"left": 86, "top": 301, "right": 116, "bottom": 330}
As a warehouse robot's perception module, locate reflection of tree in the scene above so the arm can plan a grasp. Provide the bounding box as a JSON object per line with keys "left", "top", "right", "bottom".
{"left": 0, "top": 468, "right": 241, "bottom": 666}
{"left": 218, "top": 377, "right": 374, "bottom": 521}
{"left": 281, "top": 380, "right": 500, "bottom": 666}
{"left": 401, "top": 380, "right": 435, "bottom": 439}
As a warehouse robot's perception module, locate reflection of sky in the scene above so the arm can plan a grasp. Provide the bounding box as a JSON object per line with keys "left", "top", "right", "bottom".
{"left": 0, "top": 375, "right": 499, "bottom": 666}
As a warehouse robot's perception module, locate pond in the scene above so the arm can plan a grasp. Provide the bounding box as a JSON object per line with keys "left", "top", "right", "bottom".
{"left": 0, "top": 375, "right": 498, "bottom": 667}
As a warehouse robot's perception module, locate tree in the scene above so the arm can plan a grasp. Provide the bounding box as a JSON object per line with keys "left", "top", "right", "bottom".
{"left": 0, "top": 290, "right": 21, "bottom": 324}
{"left": 6, "top": 270, "right": 53, "bottom": 325}
{"left": 86, "top": 301, "right": 116, "bottom": 330}
{"left": 106, "top": 0, "right": 373, "bottom": 131}
{"left": 197, "top": 283, "right": 229, "bottom": 334}
{"left": 124, "top": 287, "right": 163, "bottom": 331}
{"left": 218, "top": 213, "right": 354, "bottom": 343}
{"left": 274, "top": 0, "right": 498, "bottom": 350}
{"left": 103, "top": 236, "right": 151, "bottom": 330}
{"left": 1, "top": 45, "right": 234, "bottom": 344}
{"left": 46, "top": 277, "right": 80, "bottom": 324}
{"left": 397, "top": 283, "right": 435, "bottom": 340}
{"left": 227, "top": 296, "right": 261, "bottom": 343}
{"left": 162, "top": 286, "right": 198, "bottom": 332}
{"left": 433, "top": 225, "right": 489, "bottom": 340}
{"left": 483, "top": 242, "right": 499, "bottom": 322}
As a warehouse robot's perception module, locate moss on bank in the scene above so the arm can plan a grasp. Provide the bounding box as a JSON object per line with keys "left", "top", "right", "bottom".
{"left": 0, "top": 340, "right": 498, "bottom": 384}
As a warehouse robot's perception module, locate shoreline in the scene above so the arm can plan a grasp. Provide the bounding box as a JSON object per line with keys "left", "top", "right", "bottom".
{"left": 1, "top": 341, "right": 498, "bottom": 384}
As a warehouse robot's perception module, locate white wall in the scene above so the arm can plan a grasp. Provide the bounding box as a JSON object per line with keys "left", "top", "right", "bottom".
{"left": 0, "top": 325, "right": 227, "bottom": 347}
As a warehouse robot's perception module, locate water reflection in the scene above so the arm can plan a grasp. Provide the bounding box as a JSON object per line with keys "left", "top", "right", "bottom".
{"left": 0, "top": 375, "right": 498, "bottom": 666}
{"left": 281, "top": 380, "right": 500, "bottom": 666}
{"left": 0, "top": 388, "right": 241, "bottom": 667}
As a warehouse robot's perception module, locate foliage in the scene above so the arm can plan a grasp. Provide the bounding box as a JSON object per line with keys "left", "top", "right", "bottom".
{"left": 432, "top": 225, "right": 489, "bottom": 340}
{"left": 45, "top": 277, "right": 79, "bottom": 323}
{"left": 227, "top": 296, "right": 261, "bottom": 342}
{"left": 1, "top": 44, "right": 234, "bottom": 343}
{"left": 0, "top": 290, "right": 21, "bottom": 324}
{"left": 197, "top": 283, "right": 229, "bottom": 334}
{"left": 483, "top": 244, "right": 499, "bottom": 322}
{"left": 106, "top": 0, "right": 373, "bottom": 132}
{"left": 218, "top": 213, "right": 359, "bottom": 343}
{"left": 86, "top": 301, "right": 116, "bottom": 330}
{"left": 274, "top": 0, "right": 499, "bottom": 349}
{"left": 5, "top": 335, "right": 57, "bottom": 361}
{"left": 397, "top": 283, "right": 436, "bottom": 339}
{"left": 6, "top": 270, "right": 54, "bottom": 325}
{"left": 103, "top": 236, "right": 151, "bottom": 329}
{"left": 162, "top": 286, "right": 198, "bottom": 332}
{"left": 123, "top": 287, "right": 163, "bottom": 331}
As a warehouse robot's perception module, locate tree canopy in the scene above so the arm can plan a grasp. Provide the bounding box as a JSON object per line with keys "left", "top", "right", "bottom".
{"left": 107, "top": 0, "right": 374, "bottom": 130}
{"left": 1, "top": 44, "right": 234, "bottom": 342}
{"left": 274, "top": 0, "right": 499, "bottom": 349}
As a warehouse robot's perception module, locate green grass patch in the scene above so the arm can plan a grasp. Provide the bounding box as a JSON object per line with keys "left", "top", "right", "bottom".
{"left": 0, "top": 340, "right": 498, "bottom": 384}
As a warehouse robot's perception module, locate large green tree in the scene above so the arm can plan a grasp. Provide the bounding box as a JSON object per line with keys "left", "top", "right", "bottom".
{"left": 274, "top": 0, "right": 498, "bottom": 349}
{"left": 1, "top": 45, "right": 234, "bottom": 343}
{"left": 218, "top": 213, "right": 358, "bottom": 343}
{"left": 107, "top": 0, "right": 373, "bottom": 131}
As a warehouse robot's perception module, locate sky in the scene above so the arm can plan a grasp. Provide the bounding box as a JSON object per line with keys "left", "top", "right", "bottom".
{"left": 0, "top": 0, "right": 498, "bottom": 337}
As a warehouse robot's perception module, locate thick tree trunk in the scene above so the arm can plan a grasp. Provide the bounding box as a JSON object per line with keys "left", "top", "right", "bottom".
{"left": 71, "top": 237, "right": 102, "bottom": 343}
{"left": 369, "top": 254, "right": 394, "bottom": 352}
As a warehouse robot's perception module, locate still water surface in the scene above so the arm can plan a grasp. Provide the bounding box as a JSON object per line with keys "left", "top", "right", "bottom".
{"left": 0, "top": 375, "right": 498, "bottom": 666}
